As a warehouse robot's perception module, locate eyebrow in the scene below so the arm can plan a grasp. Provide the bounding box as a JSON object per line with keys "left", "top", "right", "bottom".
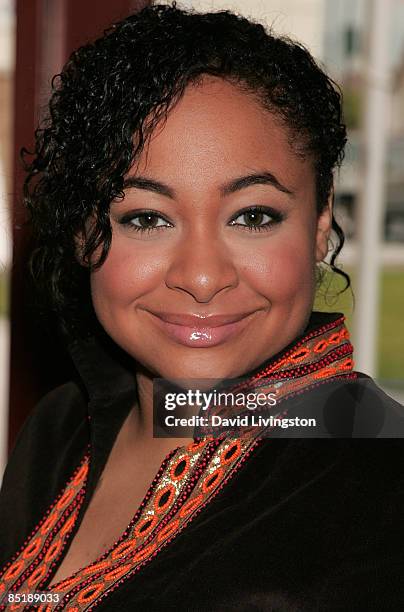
{"left": 122, "top": 170, "right": 294, "bottom": 199}
{"left": 122, "top": 176, "right": 175, "bottom": 199}
{"left": 220, "top": 172, "right": 294, "bottom": 197}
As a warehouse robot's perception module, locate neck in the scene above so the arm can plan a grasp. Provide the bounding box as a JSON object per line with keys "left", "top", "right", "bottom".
{"left": 119, "top": 366, "right": 195, "bottom": 453}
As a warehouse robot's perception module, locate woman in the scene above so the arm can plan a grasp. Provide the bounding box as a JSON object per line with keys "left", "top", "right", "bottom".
{"left": 0, "top": 3, "right": 403, "bottom": 610}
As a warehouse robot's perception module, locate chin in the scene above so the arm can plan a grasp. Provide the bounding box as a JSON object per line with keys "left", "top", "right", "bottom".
{"left": 154, "top": 362, "right": 235, "bottom": 383}
{"left": 144, "top": 351, "right": 247, "bottom": 383}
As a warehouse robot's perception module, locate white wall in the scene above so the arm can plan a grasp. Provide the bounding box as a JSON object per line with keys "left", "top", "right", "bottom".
{"left": 0, "top": 0, "right": 15, "bottom": 73}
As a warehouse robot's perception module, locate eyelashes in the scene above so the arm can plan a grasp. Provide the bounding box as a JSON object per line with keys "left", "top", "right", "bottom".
{"left": 229, "top": 205, "right": 285, "bottom": 231}
{"left": 117, "top": 205, "right": 286, "bottom": 235}
{"left": 118, "top": 209, "right": 172, "bottom": 233}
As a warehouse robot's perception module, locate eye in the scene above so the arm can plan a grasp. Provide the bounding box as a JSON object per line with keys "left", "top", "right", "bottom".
{"left": 118, "top": 210, "right": 173, "bottom": 233}
{"left": 229, "top": 206, "right": 285, "bottom": 232}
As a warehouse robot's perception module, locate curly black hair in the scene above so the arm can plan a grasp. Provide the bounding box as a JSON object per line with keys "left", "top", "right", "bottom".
{"left": 24, "top": 1, "right": 350, "bottom": 341}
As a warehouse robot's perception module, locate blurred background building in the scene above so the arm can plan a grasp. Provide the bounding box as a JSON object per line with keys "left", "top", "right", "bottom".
{"left": 325, "top": 0, "right": 404, "bottom": 243}
{"left": 0, "top": 0, "right": 403, "bottom": 478}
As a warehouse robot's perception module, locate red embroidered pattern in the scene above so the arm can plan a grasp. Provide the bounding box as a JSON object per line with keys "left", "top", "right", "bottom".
{"left": 0, "top": 314, "right": 355, "bottom": 611}
{"left": 0, "top": 437, "right": 258, "bottom": 611}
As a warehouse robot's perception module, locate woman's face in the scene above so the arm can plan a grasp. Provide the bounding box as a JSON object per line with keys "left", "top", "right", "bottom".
{"left": 89, "top": 76, "right": 331, "bottom": 380}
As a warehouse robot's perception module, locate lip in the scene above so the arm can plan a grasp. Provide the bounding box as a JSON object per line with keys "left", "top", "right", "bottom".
{"left": 144, "top": 309, "right": 259, "bottom": 347}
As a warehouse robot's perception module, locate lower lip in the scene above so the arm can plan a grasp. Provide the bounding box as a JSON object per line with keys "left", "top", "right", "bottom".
{"left": 148, "top": 312, "right": 257, "bottom": 347}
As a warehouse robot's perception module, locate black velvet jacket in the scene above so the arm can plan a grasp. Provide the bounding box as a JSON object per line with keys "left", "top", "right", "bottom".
{"left": 0, "top": 311, "right": 404, "bottom": 611}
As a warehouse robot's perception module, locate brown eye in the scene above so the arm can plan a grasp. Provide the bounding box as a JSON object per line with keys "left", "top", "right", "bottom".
{"left": 243, "top": 210, "right": 264, "bottom": 227}
{"left": 118, "top": 210, "right": 172, "bottom": 233}
{"left": 230, "top": 206, "right": 284, "bottom": 232}
{"left": 136, "top": 213, "right": 160, "bottom": 229}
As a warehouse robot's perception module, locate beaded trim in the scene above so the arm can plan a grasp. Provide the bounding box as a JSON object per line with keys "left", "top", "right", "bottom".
{"left": 0, "top": 314, "right": 355, "bottom": 611}
{"left": 0, "top": 437, "right": 258, "bottom": 611}
{"left": 0, "top": 454, "right": 90, "bottom": 611}
{"left": 236, "top": 314, "right": 353, "bottom": 385}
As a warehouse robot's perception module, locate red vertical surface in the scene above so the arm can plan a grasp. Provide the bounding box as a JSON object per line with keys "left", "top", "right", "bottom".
{"left": 8, "top": 0, "right": 151, "bottom": 452}
{"left": 8, "top": 0, "right": 43, "bottom": 455}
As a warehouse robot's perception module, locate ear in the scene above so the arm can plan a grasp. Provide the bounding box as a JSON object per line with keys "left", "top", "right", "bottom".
{"left": 73, "top": 215, "right": 97, "bottom": 267}
{"left": 73, "top": 230, "right": 88, "bottom": 267}
{"left": 315, "top": 194, "right": 333, "bottom": 263}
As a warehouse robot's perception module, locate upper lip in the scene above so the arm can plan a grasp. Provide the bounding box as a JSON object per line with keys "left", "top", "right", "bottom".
{"left": 145, "top": 310, "right": 257, "bottom": 328}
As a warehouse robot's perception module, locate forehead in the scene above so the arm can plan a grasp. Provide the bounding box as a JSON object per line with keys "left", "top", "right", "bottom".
{"left": 132, "top": 76, "right": 314, "bottom": 194}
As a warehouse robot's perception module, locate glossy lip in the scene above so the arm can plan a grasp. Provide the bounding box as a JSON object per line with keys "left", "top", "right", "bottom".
{"left": 143, "top": 309, "right": 260, "bottom": 347}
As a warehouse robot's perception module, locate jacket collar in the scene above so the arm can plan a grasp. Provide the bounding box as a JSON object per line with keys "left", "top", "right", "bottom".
{"left": 67, "top": 329, "right": 136, "bottom": 408}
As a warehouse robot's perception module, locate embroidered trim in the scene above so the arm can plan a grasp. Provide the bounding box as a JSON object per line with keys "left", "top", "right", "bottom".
{"left": 0, "top": 314, "right": 355, "bottom": 611}
{"left": 0, "top": 437, "right": 258, "bottom": 611}
{"left": 237, "top": 315, "right": 352, "bottom": 384}
{"left": 0, "top": 453, "right": 89, "bottom": 610}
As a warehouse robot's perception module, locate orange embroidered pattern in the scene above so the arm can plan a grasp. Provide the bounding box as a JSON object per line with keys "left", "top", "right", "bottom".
{"left": 0, "top": 314, "right": 355, "bottom": 611}
{"left": 0, "top": 459, "right": 88, "bottom": 610}
{"left": 0, "top": 437, "right": 258, "bottom": 611}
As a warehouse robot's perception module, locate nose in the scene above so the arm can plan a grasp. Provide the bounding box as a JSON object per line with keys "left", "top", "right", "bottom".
{"left": 165, "top": 230, "right": 239, "bottom": 303}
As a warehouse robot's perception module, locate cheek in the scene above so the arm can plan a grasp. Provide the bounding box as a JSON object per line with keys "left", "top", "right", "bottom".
{"left": 239, "top": 234, "right": 316, "bottom": 300}
{"left": 90, "top": 237, "right": 166, "bottom": 315}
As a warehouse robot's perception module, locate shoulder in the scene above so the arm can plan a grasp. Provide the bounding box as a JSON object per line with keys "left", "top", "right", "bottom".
{"left": 19, "top": 380, "right": 88, "bottom": 438}
{"left": 3, "top": 381, "right": 88, "bottom": 464}
{"left": 276, "top": 373, "right": 404, "bottom": 437}
{"left": 0, "top": 381, "right": 89, "bottom": 564}
{"left": 326, "top": 373, "right": 404, "bottom": 437}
